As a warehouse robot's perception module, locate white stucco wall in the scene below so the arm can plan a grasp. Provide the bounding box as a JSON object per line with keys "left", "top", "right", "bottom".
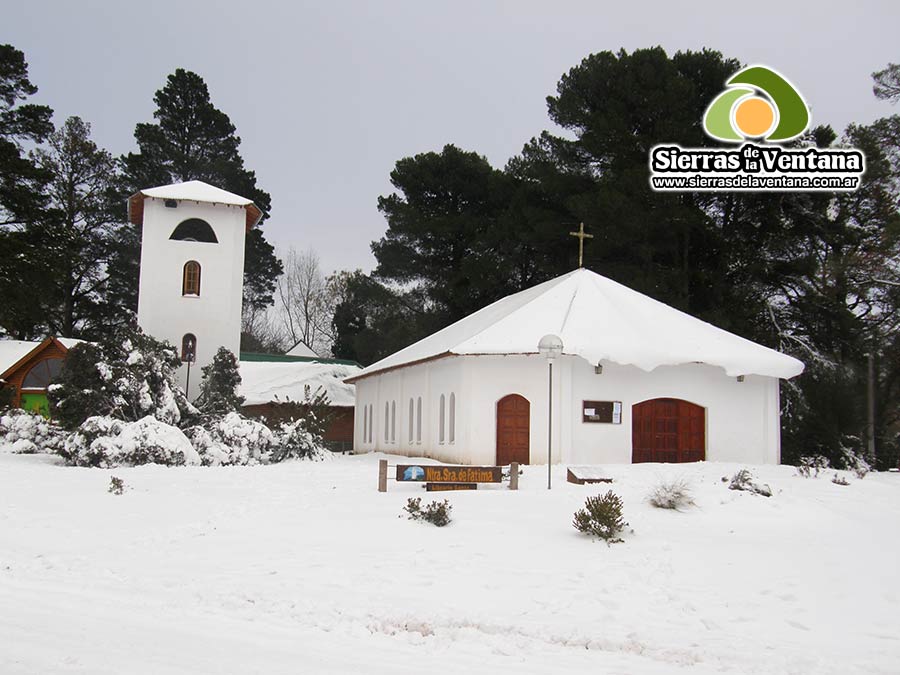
{"left": 136, "top": 198, "right": 246, "bottom": 400}
{"left": 353, "top": 354, "right": 782, "bottom": 465}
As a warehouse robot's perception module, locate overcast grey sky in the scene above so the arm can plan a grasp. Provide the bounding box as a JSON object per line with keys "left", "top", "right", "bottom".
{"left": 5, "top": 1, "right": 898, "bottom": 275}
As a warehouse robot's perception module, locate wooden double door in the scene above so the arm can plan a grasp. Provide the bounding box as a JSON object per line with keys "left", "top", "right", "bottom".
{"left": 632, "top": 398, "right": 705, "bottom": 463}
{"left": 496, "top": 394, "right": 530, "bottom": 465}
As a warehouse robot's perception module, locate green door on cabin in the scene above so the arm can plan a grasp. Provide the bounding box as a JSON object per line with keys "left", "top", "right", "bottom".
{"left": 20, "top": 393, "right": 50, "bottom": 418}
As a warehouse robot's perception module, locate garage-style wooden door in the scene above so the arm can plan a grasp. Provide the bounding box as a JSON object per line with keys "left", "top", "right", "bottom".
{"left": 496, "top": 394, "right": 530, "bottom": 465}
{"left": 632, "top": 398, "right": 705, "bottom": 463}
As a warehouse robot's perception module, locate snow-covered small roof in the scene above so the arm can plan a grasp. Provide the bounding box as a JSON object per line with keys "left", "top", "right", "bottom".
{"left": 0, "top": 340, "right": 42, "bottom": 378}
{"left": 348, "top": 268, "right": 804, "bottom": 382}
{"left": 128, "top": 180, "right": 263, "bottom": 229}
{"left": 239, "top": 360, "right": 361, "bottom": 407}
{"left": 0, "top": 336, "right": 86, "bottom": 380}
{"left": 286, "top": 341, "right": 318, "bottom": 358}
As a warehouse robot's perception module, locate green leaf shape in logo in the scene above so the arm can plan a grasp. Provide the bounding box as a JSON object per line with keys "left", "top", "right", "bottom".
{"left": 704, "top": 87, "right": 753, "bottom": 141}
{"left": 727, "top": 66, "right": 808, "bottom": 141}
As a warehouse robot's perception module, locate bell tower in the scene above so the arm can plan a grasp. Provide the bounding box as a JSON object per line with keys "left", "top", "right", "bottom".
{"left": 128, "top": 180, "right": 262, "bottom": 399}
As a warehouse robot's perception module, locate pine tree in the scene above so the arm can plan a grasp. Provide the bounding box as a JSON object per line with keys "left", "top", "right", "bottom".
{"left": 107, "top": 69, "right": 282, "bottom": 320}
{"left": 195, "top": 347, "right": 244, "bottom": 417}
{"left": 29, "top": 117, "right": 121, "bottom": 337}
{"left": 0, "top": 44, "right": 54, "bottom": 339}
{"left": 0, "top": 44, "right": 54, "bottom": 228}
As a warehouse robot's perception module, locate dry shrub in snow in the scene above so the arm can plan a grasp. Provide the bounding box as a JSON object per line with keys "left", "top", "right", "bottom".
{"left": 831, "top": 473, "right": 850, "bottom": 486}
{"left": 728, "top": 469, "right": 772, "bottom": 497}
{"left": 647, "top": 478, "right": 694, "bottom": 510}
{"left": 797, "top": 455, "right": 830, "bottom": 478}
{"left": 0, "top": 409, "right": 65, "bottom": 455}
{"left": 573, "top": 491, "right": 628, "bottom": 542}
{"left": 403, "top": 497, "right": 452, "bottom": 527}
{"left": 61, "top": 415, "right": 200, "bottom": 468}
{"left": 841, "top": 448, "right": 870, "bottom": 479}
{"left": 108, "top": 476, "right": 125, "bottom": 495}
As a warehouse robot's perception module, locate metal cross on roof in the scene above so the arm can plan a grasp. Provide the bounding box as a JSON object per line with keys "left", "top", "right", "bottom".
{"left": 568, "top": 222, "right": 594, "bottom": 268}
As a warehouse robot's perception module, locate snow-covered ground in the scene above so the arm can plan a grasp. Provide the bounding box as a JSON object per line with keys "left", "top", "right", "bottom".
{"left": 1, "top": 452, "right": 898, "bottom": 674}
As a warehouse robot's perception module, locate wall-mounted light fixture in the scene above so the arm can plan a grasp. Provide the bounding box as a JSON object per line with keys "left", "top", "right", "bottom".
{"left": 737, "top": 375, "right": 745, "bottom": 383}
{"left": 594, "top": 363, "right": 603, "bottom": 375}
{"left": 164, "top": 199, "right": 178, "bottom": 208}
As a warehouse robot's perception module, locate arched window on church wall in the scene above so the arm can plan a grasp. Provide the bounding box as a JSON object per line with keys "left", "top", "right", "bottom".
{"left": 182, "top": 261, "right": 201, "bottom": 296}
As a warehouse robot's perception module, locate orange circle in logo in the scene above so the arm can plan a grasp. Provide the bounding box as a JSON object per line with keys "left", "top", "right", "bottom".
{"left": 734, "top": 97, "right": 775, "bottom": 137}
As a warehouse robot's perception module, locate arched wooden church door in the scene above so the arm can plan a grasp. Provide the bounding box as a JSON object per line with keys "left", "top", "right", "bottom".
{"left": 496, "top": 394, "right": 530, "bottom": 465}
{"left": 632, "top": 398, "right": 705, "bottom": 463}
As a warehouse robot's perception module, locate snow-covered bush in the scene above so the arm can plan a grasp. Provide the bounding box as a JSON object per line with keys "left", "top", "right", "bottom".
{"left": 188, "top": 412, "right": 276, "bottom": 466}
{"left": 797, "top": 455, "right": 830, "bottom": 478}
{"left": 728, "top": 469, "right": 772, "bottom": 497}
{"left": 647, "top": 478, "right": 694, "bottom": 510}
{"left": 62, "top": 415, "right": 200, "bottom": 468}
{"left": 0, "top": 409, "right": 66, "bottom": 454}
{"left": 403, "top": 497, "right": 453, "bottom": 527}
{"left": 49, "top": 321, "right": 195, "bottom": 430}
{"left": 271, "top": 417, "right": 325, "bottom": 462}
{"left": 187, "top": 410, "right": 325, "bottom": 466}
{"left": 841, "top": 448, "right": 871, "bottom": 479}
{"left": 573, "top": 491, "right": 628, "bottom": 542}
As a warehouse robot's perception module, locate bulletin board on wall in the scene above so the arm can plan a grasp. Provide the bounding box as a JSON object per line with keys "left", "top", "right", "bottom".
{"left": 582, "top": 400, "right": 622, "bottom": 424}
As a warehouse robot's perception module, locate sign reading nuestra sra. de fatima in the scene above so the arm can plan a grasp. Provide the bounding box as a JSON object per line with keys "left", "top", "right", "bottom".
{"left": 396, "top": 465, "right": 502, "bottom": 483}
{"left": 649, "top": 66, "right": 864, "bottom": 192}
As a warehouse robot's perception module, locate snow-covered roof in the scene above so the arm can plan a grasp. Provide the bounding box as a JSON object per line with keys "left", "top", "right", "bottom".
{"left": 128, "top": 180, "right": 263, "bottom": 229}
{"left": 286, "top": 341, "right": 318, "bottom": 358}
{"left": 139, "top": 181, "right": 255, "bottom": 206}
{"left": 239, "top": 360, "right": 361, "bottom": 407}
{"left": 0, "top": 337, "right": 86, "bottom": 380}
{"left": 347, "top": 268, "right": 805, "bottom": 382}
{"left": 0, "top": 340, "right": 42, "bottom": 378}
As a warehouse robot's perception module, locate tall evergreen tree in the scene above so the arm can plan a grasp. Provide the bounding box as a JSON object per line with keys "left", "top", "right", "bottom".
{"left": 0, "top": 44, "right": 54, "bottom": 339}
{"left": 28, "top": 117, "right": 121, "bottom": 337}
{"left": 374, "top": 144, "right": 517, "bottom": 322}
{"left": 108, "top": 69, "right": 282, "bottom": 320}
{"left": 0, "top": 44, "right": 53, "bottom": 227}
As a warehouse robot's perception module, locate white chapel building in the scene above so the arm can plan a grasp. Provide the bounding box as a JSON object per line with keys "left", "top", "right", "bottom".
{"left": 346, "top": 268, "right": 804, "bottom": 466}
{"left": 128, "top": 180, "right": 262, "bottom": 399}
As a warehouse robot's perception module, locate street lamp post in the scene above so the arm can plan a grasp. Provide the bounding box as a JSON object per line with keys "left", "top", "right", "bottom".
{"left": 538, "top": 334, "right": 563, "bottom": 490}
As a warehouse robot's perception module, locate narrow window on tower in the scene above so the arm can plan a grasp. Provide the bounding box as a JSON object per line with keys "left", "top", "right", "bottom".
{"left": 182, "top": 261, "right": 201, "bottom": 296}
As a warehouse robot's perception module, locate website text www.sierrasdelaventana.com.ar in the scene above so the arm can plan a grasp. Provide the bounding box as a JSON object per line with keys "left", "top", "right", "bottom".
{"left": 651, "top": 174, "right": 860, "bottom": 191}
